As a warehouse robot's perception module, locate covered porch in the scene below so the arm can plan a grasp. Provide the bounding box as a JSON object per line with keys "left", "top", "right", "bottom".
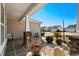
{"left": 0, "top": 3, "right": 46, "bottom": 56}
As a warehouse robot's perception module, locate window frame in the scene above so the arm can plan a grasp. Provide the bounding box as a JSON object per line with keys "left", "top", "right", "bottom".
{"left": 0, "top": 3, "right": 5, "bottom": 46}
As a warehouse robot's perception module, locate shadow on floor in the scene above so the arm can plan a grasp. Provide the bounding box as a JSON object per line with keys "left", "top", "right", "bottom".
{"left": 5, "top": 39, "right": 27, "bottom": 56}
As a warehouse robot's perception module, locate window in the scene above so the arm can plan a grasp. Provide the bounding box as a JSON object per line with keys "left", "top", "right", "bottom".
{"left": 0, "top": 3, "right": 5, "bottom": 45}
{"left": 1, "top": 4, "right": 4, "bottom": 24}
{"left": 1, "top": 25, "right": 4, "bottom": 45}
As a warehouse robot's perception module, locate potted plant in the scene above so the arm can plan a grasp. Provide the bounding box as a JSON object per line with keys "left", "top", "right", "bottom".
{"left": 56, "top": 39, "right": 63, "bottom": 45}
{"left": 41, "top": 32, "right": 45, "bottom": 36}
{"left": 46, "top": 36, "right": 53, "bottom": 43}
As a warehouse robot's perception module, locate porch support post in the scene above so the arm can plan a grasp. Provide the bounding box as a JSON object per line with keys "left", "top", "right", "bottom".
{"left": 25, "top": 15, "right": 30, "bottom": 31}
{"left": 23, "top": 15, "right": 32, "bottom": 47}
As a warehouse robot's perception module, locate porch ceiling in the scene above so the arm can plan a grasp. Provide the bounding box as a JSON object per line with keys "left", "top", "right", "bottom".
{"left": 6, "top": 3, "right": 47, "bottom": 21}
{"left": 6, "top": 3, "right": 32, "bottom": 20}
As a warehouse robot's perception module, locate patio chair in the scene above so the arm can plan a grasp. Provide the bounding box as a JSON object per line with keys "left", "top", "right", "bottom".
{"left": 54, "top": 45, "right": 70, "bottom": 56}
{"left": 53, "top": 47, "right": 65, "bottom": 56}
{"left": 6, "top": 33, "right": 13, "bottom": 40}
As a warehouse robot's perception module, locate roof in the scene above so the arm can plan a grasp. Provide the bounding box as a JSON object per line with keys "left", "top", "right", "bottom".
{"left": 22, "top": 17, "right": 42, "bottom": 24}
{"left": 30, "top": 19, "right": 42, "bottom": 24}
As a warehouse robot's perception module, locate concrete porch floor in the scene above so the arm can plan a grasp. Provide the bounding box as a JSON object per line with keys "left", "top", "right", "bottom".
{"left": 5, "top": 39, "right": 27, "bottom": 56}
{"left": 5, "top": 38, "right": 79, "bottom": 56}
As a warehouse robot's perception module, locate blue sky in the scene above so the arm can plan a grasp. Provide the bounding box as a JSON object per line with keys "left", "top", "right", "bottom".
{"left": 31, "top": 3, "right": 78, "bottom": 27}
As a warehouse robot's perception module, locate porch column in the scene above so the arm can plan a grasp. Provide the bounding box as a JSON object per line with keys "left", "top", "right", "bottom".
{"left": 23, "top": 15, "right": 32, "bottom": 47}
{"left": 25, "top": 15, "right": 30, "bottom": 31}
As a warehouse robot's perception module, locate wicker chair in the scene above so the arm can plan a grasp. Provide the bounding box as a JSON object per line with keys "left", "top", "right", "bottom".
{"left": 53, "top": 47, "right": 65, "bottom": 56}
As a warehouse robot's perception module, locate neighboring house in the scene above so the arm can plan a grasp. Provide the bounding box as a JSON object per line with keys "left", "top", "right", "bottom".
{"left": 41, "top": 26, "right": 48, "bottom": 32}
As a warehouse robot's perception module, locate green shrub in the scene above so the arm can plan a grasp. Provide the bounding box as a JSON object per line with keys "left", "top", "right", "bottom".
{"left": 56, "top": 29, "right": 61, "bottom": 32}
{"left": 56, "top": 39, "right": 63, "bottom": 45}
{"left": 41, "top": 32, "right": 45, "bottom": 36}
{"left": 63, "top": 40, "right": 67, "bottom": 44}
{"left": 53, "top": 32, "right": 62, "bottom": 39}
{"left": 46, "top": 36, "right": 53, "bottom": 43}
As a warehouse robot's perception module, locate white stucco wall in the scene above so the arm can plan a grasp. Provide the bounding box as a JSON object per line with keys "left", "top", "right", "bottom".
{"left": 7, "top": 20, "right": 25, "bottom": 39}
{"left": 30, "top": 21, "right": 40, "bottom": 35}
{"left": 7, "top": 19, "right": 41, "bottom": 39}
